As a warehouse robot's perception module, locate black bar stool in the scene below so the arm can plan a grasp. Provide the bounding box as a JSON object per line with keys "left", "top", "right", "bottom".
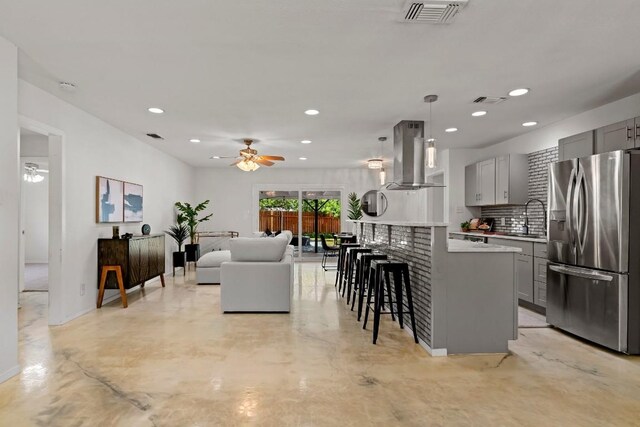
{"left": 343, "top": 248, "right": 372, "bottom": 303}
{"left": 335, "top": 242, "right": 360, "bottom": 290}
{"left": 351, "top": 253, "right": 387, "bottom": 321}
{"left": 363, "top": 260, "right": 418, "bottom": 345}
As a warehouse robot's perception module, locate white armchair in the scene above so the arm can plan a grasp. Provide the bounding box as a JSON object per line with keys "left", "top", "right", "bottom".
{"left": 220, "top": 232, "right": 294, "bottom": 313}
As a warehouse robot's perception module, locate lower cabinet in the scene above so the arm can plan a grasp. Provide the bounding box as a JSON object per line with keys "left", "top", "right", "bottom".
{"left": 534, "top": 281, "right": 547, "bottom": 308}
{"left": 515, "top": 253, "right": 534, "bottom": 303}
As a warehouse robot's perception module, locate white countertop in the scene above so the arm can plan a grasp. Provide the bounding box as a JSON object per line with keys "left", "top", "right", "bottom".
{"left": 447, "top": 239, "right": 523, "bottom": 253}
{"left": 349, "top": 219, "right": 448, "bottom": 227}
{"left": 449, "top": 231, "right": 547, "bottom": 243}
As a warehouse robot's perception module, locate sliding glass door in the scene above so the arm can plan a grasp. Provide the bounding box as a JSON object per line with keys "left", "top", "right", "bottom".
{"left": 257, "top": 188, "right": 343, "bottom": 260}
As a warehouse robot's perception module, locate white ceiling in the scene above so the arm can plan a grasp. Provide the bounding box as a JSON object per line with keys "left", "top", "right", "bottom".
{"left": 3, "top": 0, "right": 640, "bottom": 168}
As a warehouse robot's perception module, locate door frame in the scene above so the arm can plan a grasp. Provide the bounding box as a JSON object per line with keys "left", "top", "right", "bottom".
{"left": 252, "top": 184, "right": 346, "bottom": 260}
{"left": 19, "top": 116, "right": 66, "bottom": 326}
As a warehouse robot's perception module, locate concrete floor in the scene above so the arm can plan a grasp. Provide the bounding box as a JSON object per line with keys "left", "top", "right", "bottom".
{"left": 1, "top": 263, "right": 639, "bottom": 426}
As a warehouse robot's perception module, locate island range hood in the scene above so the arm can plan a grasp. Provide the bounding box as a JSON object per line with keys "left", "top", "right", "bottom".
{"left": 386, "top": 120, "right": 444, "bottom": 190}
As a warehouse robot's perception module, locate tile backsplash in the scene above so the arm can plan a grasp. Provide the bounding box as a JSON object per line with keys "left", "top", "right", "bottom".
{"left": 481, "top": 147, "right": 558, "bottom": 235}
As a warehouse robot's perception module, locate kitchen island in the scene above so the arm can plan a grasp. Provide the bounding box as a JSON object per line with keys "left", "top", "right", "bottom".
{"left": 351, "top": 220, "right": 521, "bottom": 355}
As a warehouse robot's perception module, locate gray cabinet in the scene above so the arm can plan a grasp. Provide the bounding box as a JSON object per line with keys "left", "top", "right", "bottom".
{"left": 464, "top": 158, "right": 498, "bottom": 206}
{"left": 515, "top": 253, "right": 534, "bottom": 303}
{"left": 495, "top": 154, "right": 528, "bottom": 205}
{"left": 558, "top": 130, "right": 594, "bottom": 161}
{"left": 534, "top": 282, "right": 547, "bottom": 308}
{"left": 595, "top": 119, "right": 636, "bottom": 154}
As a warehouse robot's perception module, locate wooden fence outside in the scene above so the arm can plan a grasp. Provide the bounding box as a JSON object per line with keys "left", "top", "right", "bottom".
{"left": 259, "top": 211, "right": 341, "bottom": 235}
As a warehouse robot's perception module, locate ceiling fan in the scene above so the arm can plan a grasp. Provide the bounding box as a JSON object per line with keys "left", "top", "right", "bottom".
{"left": 23, "top": 162, "right": 48, "bottom": 183}
{"left": 212, "top": 139, "right": 285, "bottom": 171}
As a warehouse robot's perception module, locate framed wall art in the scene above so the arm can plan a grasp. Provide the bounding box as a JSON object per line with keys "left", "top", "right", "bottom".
{"left": 96, "top": 176, "right": 124, "bottom": 223}
{"left": 123, "top": 182, "right": 144, "bottom": 222}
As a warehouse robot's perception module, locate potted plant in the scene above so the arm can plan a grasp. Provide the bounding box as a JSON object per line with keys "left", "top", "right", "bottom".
{"left": 165, "top": 222, "right": 189, "bottom": 276}
{"left": 347, "top": 192, "right": 363, "bottom": 234}
{"left": 460, "top": 221, "right": 471, "bottom": 232}
{"left": 175, "top": 200, "right": 213, "bottom": 263}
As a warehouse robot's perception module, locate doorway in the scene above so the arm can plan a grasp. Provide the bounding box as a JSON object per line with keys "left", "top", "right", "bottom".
{"left": 18, "top": 117, "right": 64, "bottom": 326}
{"left": 20, "top": 129, "right": 49, "bottom": 293}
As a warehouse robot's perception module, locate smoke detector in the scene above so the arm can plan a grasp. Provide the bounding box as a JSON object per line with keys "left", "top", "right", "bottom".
{"left": 402, "top": 0, "right": 469, "bottom": 24}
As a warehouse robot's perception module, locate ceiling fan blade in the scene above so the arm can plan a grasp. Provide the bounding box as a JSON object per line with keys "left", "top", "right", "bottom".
{"left": 254, "top": 158, "right": 274, "bottom": 166}
{"left": 259, "top": 155, "right": 285, "bottom": 161}
{"left": 230, "top": 159, "right": 241, "bottom": 166}
{"left": 212, "top": 156, "right": 238, "bottom": 159}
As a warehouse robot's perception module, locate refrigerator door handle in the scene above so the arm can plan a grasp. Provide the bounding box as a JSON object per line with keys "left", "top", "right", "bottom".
{"left": 566, "top": 168, "right": 577, "bottom": 247}
{"left": 549, "top": 264, "right": 614, "bottom": 282}
{"left": 575, "top": 169, "right": 588, "bottom": 254}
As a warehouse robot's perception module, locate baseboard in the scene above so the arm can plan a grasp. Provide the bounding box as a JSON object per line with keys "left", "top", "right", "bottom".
{"left": 401, "top": 324, "right": 447, "bottom": 357}
{"left": 0, "top": 365, "right": 20, "bottom": 383}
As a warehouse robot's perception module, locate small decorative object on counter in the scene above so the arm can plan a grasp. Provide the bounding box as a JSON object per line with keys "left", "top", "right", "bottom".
{"left": 141, "top": 223, "right": 151, "bottom": 235}
{"left": 121, "top": 233, "right": 133, "bottom": 239}
{"left": 460, "top": 221, "right": 471, "bottom": 232}
{"left": 469, "top": 218, "right": 480, "bottom": 230}
{"left": 112, "top": 225, "right": 120, "bottom": 239}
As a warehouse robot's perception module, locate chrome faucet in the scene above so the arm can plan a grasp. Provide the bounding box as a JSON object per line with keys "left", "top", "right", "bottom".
{"left": 523, "top": 198, "right": 547, "bottom": 236}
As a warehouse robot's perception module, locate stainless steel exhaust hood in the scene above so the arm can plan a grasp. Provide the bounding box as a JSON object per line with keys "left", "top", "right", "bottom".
{"left": 386, "top": 120, "right": 444, "bottom": 190}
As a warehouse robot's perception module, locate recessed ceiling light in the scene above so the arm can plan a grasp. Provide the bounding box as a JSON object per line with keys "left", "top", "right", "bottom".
{"left": 445, "top": 127, "right": 458, "bottom": 133}
{"left": 304, "top": 109, "right": 319, "bottom": 116}
{"left": 300, "top": 140, "right": 312, "bottom": 144}
{"left": 299, "top": 157, "right": 308, "bottom": 160}
{"left": 508, "top": 88, "right": 529, "bottom": 97}
{"left": 148, "top": 107, "right": 164, "bottom": 114}
{"left": 427, "top": 138, "right": 436, "bottom": 142}
{"left": 472, "top": 111, "right": 487, "bottom": 117}
{"left": 189, "top": 139, "right": 201, "bottom": 143}
{"left": 522, "top": 121, "right": 538, "bottom": 127}
{"left": 211, "top": 156, "right": 220, "bottom": 159}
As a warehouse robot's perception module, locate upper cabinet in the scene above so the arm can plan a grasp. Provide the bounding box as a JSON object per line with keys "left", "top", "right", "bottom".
{"left": 465, "top": 158, "right": 495, "bottom": 206}
{"left": 495, "top": 154, "right": 528, "bottom": 205}
{"left": 558, "top": 130, "right": 594, "bottom": 161}
{"left": 465, "top": 155, "right": 527, "bottom": 207}
{"left": 595, "top": 118, "right": 637, "bottom": 154}
{"left": 559, "top": 117, "right": 640, "bottom": 161}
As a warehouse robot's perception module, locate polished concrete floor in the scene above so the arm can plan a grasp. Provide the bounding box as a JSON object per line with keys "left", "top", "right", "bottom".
{"left": 1, "top": 263, "right": 639, "bottom": 426}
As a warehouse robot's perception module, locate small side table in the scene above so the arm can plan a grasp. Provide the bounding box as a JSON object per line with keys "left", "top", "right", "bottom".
{"left": 97, "top": 265, "right": 128, "bottom": 309}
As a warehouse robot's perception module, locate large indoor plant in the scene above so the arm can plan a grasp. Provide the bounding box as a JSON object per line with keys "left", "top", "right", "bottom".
{"left": 165, "top": 222, "right": 189, "bottom": 276}
{"left": 175, "top": 200, "right": 213, "bottom": 262}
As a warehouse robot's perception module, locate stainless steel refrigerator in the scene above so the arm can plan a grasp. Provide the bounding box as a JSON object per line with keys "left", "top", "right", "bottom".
{"left": 547, "top": 149, "right": 640, "bottom": 354}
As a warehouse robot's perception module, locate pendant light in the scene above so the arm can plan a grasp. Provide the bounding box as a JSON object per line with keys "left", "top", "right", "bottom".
{"left": 378, "top": 137, "right": 387, "bottom": 185}
{"left": 236, "top": 158, "right": 260, "bottom": 171}
{"left": 424, "top": 94, "right": 438, "bottom": 169}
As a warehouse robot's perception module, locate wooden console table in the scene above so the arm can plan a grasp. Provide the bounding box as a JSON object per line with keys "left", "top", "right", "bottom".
{"left": 97, "top": 234, "right": 166, "bottom": 307}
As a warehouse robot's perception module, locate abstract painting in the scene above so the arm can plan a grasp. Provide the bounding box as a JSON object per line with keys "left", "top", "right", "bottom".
{"left": 96, "top": 177, "right": 124, "bottom": 223}
{"left": 124, "top": 182, "right": 143, "bottom": 222}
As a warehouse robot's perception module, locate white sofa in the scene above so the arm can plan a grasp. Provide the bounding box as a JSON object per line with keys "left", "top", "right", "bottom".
{"left": 220, "top": 231, "right": 294, "bottom": 313}
{"left": 196, "top": 250, "right": 231, "bottom": 284}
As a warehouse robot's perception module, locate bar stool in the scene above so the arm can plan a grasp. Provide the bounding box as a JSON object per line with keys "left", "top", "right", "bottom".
{"left": 351, "top": 253, "right": 387, "bottom": 321}
{"left": 363, "top": 260, "right": 418, "bottom": 345}
{"left": 343, "top": 248, "right": 372, "bottom": 303}
{"left": 335, "top": 242, "right": 360, "bottom": 289}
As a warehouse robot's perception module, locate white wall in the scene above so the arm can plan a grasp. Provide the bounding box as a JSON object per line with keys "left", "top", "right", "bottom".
{"left": 19, "top": 80, "right": 195, "bottom": 323}
{"left": 194, "top": 167, "right": 428, "bottom": 238}
{"left": 0, "top": 37, "right": 19, "bottom": 383}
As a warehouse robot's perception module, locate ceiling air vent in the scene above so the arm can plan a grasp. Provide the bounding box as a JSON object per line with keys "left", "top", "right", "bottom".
{"left": 402, "top": 0, "right": 468, "bottom": 24}
{"left": 146, "top": 133, "right": 164, "bottom": 140}
{"left": 473, "top": 96, "right": 507, "bottom": 105}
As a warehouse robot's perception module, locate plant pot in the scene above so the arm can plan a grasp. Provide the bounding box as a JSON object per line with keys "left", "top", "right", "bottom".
{"left": 173, "top": 251, "right": 186, "bottom": 268}
{"left": 461, "top": 228, "right": 470, "bottom": 232}
{"left": 185, "top": 244, "right": 200, "bottom": 262}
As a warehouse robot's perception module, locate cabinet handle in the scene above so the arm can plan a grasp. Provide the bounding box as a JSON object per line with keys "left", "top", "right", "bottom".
{"left": 627, "top": 127, "right": 633, "bottom": 141}
{"left": 504, "top": 190, "right": 508, "bottom": 199}
{"left": 636, "top": 125, "right": 640, "bottom": 141}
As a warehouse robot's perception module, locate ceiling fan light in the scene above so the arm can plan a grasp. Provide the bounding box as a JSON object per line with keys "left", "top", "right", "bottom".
{"left": 367, "top": 159, "right": 383, "bottom": 169}
{"left": 237, "top": 159, "right": 260, "bottom": 172}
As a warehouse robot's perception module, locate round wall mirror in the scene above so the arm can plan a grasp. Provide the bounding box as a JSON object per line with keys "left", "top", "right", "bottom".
{"left": 361, "top": 190, "right": 388, "bottom": 217}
